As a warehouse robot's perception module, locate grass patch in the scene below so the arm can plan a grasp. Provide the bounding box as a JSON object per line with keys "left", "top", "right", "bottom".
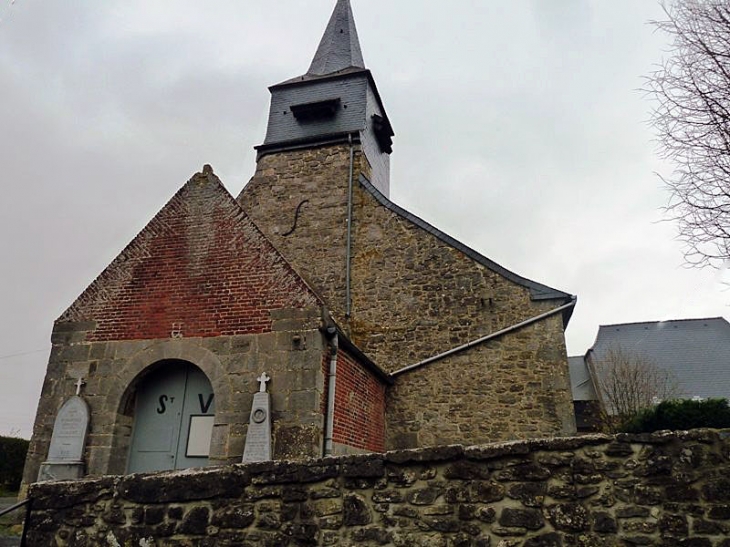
{"left": 0, "top": 523, "right": 21, "bottom": 537}
{"left": 0, "top": 487, "right": 17, "bottom": 498}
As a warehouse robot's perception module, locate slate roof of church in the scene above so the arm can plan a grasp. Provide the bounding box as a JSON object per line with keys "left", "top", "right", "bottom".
{"left": 308, "top": 0, "right": 365, "bottom": 75}
{"left": 275, "top": 0, "right": 367, "bottom": 87}
{"left": 587, "top": 317, "right": 730, "bottom": 401}
{"left": 359, "top": 175, "right": 573, "bottom": 304}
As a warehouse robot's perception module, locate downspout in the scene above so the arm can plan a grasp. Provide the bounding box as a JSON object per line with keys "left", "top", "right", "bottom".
{"left": 584, "top": 348, "right": 606, "bottom": 411}
{"left": 392, "top": 296, "right": 577, "bottom": 377}
{"left": 345, "top": 133, "right": 355, "bottom": 318}
{"left": 323, "top": 329, "right": 339, "bottom": 456}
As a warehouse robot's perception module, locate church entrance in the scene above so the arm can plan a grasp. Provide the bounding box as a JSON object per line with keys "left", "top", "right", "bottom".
{"left": 127, "top": 361, "right": 215, "bottom": 474}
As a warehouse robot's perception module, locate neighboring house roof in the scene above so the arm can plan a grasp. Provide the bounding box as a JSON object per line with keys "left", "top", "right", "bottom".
{"left": 568, "top": 355, "right": 597, "bottom": 401}
{"left": 587, "top": 317, "right": 730, "bottom": 401}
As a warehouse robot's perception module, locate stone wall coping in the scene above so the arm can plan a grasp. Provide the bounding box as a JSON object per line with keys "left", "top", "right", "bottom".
{"left": 29, "top": 429, "right": 730, "bottom": 504}
{"left": 51, "top": 320, "right": 97, "bottom": 333}
{"left": 26, "top": 428, "right": 730, "bottom": 544}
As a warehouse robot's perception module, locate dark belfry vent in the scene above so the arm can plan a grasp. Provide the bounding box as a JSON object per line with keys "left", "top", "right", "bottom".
{"left": 291, "top": 98, "right": 342, "bottom": 121}
{"left": 372, "top": 114, "right": 394, "bottom": 154}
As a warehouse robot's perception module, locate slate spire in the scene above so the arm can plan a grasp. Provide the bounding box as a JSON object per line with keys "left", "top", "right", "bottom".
{"left": 307, "top": 0, "right": 365, "bottom": 76}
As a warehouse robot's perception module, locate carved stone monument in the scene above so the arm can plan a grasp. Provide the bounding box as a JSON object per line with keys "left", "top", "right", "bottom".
{"left": 242, "top": 372, "right": 272, "bottom": 463}
{"left": 38, "top": 378, "right": 90, "bottom": 481}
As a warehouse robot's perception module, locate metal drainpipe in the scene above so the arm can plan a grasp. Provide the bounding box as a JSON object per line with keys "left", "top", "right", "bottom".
{"left": 323, "top": 331, "right": 339, "bottom": 456}
{"left": 346, "top": 133, "right": 355, "bottom": 318}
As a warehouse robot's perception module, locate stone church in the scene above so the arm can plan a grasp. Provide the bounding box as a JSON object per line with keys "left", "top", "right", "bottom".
{"left": 22, "top": 0, "right": 576, "bottom": 488}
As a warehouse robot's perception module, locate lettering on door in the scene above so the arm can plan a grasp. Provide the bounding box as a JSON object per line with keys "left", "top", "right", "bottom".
{"left": 127, "top": 362, "right": 215, "bottom": 474}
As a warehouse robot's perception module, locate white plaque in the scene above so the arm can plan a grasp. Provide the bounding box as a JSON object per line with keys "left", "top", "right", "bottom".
{"left": 186, "top": 415, "right": 214, "bottom": 457}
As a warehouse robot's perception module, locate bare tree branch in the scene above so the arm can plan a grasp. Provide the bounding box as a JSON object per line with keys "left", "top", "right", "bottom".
{"left": 587, "top": 345, "right": 681, "bottom": 432}
{"left": 647, "top": 0, "right": 730, "bottom": 267}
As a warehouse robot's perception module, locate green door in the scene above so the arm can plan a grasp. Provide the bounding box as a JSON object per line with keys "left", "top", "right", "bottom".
{"left": 127, "top": 362, "right": 215, "bottom": 474}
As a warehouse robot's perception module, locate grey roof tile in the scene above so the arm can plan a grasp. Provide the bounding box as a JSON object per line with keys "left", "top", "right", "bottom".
{"left": 568, "top": 355, "right": 597, "bottom": 401}
{"left": 589, "top": 317, "right": 730, "bottom": 401}
{"left": 308, "top": 0, "right": 365, "bottom": 76}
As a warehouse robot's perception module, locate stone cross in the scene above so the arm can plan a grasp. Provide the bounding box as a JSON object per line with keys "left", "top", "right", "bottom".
{"left": 74, "top": 377, "right": 85, "bottom": 396}
{"left": 257, "top": 372, "right": 270, "bottom": 393}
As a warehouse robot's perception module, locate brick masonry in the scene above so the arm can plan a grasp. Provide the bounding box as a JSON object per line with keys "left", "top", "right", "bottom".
{"left": 331, "top": 348, "right": 387, "bottom": 453}
{"left": 62, "top": 166, "right": 321, "bottom": 340}
{"left": 25, "top": 429, "right": 730, "bottom": 546}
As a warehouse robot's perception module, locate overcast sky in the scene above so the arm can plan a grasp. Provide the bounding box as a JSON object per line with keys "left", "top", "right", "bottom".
{"left": 1, "top": 0, "right": 727, "bottom": 438}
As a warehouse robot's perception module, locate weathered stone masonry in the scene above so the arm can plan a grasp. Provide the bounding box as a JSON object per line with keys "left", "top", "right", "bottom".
{"left": 239, "top": 144, "right": 371, "bottom": 320}
{"left": 24, "top": 0, "right": 579, "bottom": 498}
{"left": 22, "top": 168, "right": 389, "bottom": 489}
{"left": 387, "top": 313, "right": 572, "bottom": 450}
{"left": 240, "top": 146, "right": 576, "bottom": 449}
{"left": 26, "top": 429, "right": 730, "bottom": 546}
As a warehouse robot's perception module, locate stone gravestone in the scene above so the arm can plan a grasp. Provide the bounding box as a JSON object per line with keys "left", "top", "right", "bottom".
{"left": 242, "top": 372, "right": 272, "bottom": 463}
{"left": 38, "top": 379, "right": 90, "bottom": 481}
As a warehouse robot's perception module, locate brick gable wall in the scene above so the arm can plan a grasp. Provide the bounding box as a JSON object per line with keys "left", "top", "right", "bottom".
{"left": 61, "top": 168, "right": 320, "bottom": 341}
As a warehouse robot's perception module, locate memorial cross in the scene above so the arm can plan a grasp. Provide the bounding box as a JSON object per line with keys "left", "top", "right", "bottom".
{"left": 74, "top": 377, "right": 85, "bottom": 396}
{"left": 257, "top": 372, "right": 271, "bottom": 393}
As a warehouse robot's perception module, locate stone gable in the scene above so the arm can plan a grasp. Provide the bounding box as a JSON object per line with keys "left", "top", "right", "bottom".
{"left": 240, "top": 146, "right": 575, "bottom": 448}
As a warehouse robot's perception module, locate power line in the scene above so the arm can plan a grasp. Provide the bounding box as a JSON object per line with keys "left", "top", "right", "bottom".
{"left": 0, "top": 348, "right": 47, "bottom": 361}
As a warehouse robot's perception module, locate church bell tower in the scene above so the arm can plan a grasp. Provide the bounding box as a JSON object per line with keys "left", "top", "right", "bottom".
{"left": 238, "top": 0, "right": 394, "bottom": 321}
{"left": 254, "top": 0, "right": 393, "bottom": 196}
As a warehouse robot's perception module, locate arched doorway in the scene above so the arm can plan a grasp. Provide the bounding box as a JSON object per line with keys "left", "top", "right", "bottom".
{"left": 127, "top": 361, "right": 215, "bottom": 474}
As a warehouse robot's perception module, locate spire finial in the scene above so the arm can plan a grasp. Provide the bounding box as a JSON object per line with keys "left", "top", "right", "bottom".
{"left": 307, "top": 0, "right": 365, "bottom": 76}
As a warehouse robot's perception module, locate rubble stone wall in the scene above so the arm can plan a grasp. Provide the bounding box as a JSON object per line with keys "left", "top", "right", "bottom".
{"left": 386, "top": 313, "right": 574, "bottom": 450}
{"left": 239, "top": 146, "right": 575, "bottom": 449}
{"left": 239, "top": 144, "right": 370, "bottom": 318}
{"left": 26, "top": 430, "right": 730, "bottom": 546}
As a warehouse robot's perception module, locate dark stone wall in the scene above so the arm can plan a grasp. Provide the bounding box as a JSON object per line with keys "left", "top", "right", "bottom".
{"left": 25, "top": 429, "right": 730, "bottom": 546}
{"left": 239, "top": 145, "right": 576, "bottom": 450}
